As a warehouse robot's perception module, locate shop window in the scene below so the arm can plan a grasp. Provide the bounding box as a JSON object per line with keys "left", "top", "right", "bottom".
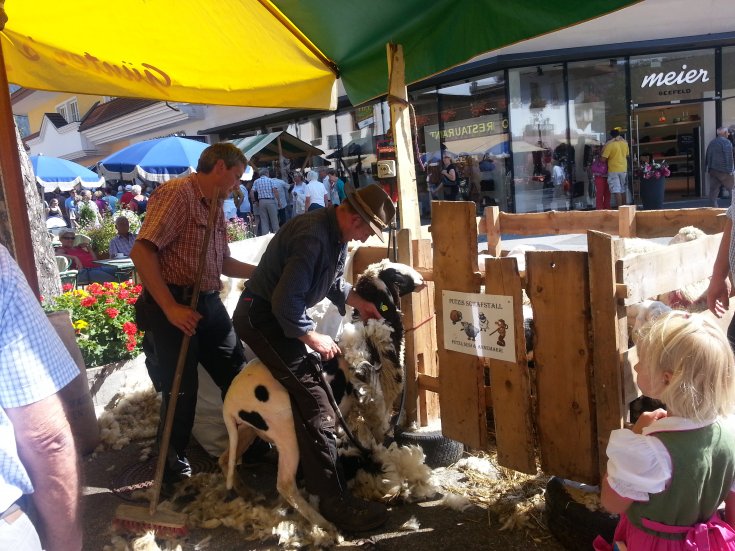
{"left": 14, "top": 114, "right": 30, "bottom": 138}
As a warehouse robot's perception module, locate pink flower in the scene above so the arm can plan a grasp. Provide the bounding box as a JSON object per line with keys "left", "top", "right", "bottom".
{"left": 62, "top": 283, "right": 74, "bottom": 292}
{"left": 105, "top": 308, "right": 119, "bottom": 319}
{"left": 118, "top": 289, "right": 130, "bottom": 299}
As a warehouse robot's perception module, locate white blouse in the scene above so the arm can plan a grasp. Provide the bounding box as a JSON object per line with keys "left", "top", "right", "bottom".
{"left": 606, "top": 416, "right": 735, "bottom": 501}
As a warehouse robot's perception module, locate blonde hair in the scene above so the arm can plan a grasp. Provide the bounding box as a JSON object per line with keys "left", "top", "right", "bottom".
{"left": 636, "top": 311, "right": 735, "bottom": 421}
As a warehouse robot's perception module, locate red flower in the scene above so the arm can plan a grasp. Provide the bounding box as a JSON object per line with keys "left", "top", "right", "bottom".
{"left": 118, "top": 289, "right": 130, "bottom": 299}
{"left": 133, "top": 285, "right": 143, "bottom": 294}
{"left": 62, "top": 283, "right": 74, "bottom": 292}
{"left": 122, "top": 321, "right": 138, "bottom": 336}
{"left": 80, "top": 296, "right": 97, "bottom": 307}
{"left": 125, "top": 334, "right": 137, "bottom": 351}
{"left": 106, "top": 297, "right": 114, "bottom": 304}
{"left": 40, "top": 295, "right": 45, "bottom": 302}
{"left": 103, "top": 282, "right": 114, "bottom": 289}
{"left": 105, "top": 308, "right": 119, "bottom": 319}
{"left": 88, "top": 283, "right": 105, "bottom": 296}
{"left": 126, "top": 298, "right": 137, "bottom": 305}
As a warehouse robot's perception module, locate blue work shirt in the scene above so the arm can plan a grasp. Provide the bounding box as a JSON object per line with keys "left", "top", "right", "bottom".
{"left": 246, "top": 207, "right": 351, "bottom": 338}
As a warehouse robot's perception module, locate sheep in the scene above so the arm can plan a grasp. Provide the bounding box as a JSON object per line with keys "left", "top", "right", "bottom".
{"left": 219, "top": 260, "right": 426, "bottom": 530}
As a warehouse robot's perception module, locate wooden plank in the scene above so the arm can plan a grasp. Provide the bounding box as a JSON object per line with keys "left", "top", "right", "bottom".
{"left": 485, "top": 256, "right": 536, "bottom": 474}
{"left": 413, "top": 238, "right": 440, "bottom": 425}
{"left": 417, "top": 373, "right": 440, "bottom": 393}
{"left": 619, "top": 233, "right": 722, "bottom": 305}
{"left": 495, "top": 210, "right": 619, "bottom": 237}
{"left": 588, "top": 230, "right": 626, "bottom": 480}
{"left": 386, "top": 43, "right": 421, "bottom": 236}
{"left": 485, "top": 206, "right": 502, "bottom": 256}
{"left": 634, "top": 208, "right": 726, "bottom": 238}
{"left": 432, "top": 201, "right": 486, "bottom": 449}
{"left": 527, "top": 250, "right": 597, "bottom": 483}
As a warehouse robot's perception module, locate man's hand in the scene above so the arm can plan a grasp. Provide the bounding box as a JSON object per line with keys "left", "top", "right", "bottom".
{"left": 164, "top": 303, "right": 202, "bottom": 336}
{"left": 707, "top": 276, "right": 732, "bottom": 318}
{"left": 299, "top": 331, "right": 340, "bottom": 360}
{"left": 347, "top": 290, "right": 382, "bottom": 321}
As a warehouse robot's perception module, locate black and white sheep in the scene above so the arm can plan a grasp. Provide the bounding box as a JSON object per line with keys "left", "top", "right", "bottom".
{"left": 219, "top": 260, "right": 425, "bottom": 529}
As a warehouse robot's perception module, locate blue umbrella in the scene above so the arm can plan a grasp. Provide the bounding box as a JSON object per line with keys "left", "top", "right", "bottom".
{"left": 98, "top": 136, "right": 208, "bottom": 183}
{"left": 30, "top": 154, "right": 105, "bottom": 192}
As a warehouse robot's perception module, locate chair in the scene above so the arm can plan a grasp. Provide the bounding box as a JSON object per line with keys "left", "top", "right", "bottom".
{"left": 56, "top": 255, "right": 79, "bottom": 289}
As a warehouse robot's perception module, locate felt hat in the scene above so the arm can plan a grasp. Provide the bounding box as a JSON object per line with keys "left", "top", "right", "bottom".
{"left": 125, "top": 184, "right": 133, "bottom": 191}
{"left": 345, "top": 184, "right": 395, "bottom": 242}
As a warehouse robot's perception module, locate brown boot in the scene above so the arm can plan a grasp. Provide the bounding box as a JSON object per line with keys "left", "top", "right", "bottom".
{"left": 319, "top": 492, "right": 388, "bottom": 532}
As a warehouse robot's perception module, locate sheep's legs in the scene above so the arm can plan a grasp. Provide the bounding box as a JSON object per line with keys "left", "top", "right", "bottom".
{"left": 274, "top": 421, "right": 333, "bottom": 529}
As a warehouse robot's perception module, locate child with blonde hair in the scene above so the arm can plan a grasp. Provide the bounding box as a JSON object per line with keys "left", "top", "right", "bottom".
{"left": 594, "top": 311, "right": 735, "bottom": 550}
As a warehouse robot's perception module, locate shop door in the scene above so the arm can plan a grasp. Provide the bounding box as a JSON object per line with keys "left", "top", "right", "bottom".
{"left": 631, "top": 100, "right": 714, "bottom": 204}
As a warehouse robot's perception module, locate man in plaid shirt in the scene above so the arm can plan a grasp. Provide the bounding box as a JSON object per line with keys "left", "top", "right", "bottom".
{"left": 131, "top": 143, "right": 256, "bottom": 484}
{"left": 250, "top": 167, "right": 280, "bottom": 234}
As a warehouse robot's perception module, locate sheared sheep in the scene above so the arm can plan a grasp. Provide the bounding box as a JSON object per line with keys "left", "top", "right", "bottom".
{"left": 220, "top": 260, "right": 426, "bottom": 529}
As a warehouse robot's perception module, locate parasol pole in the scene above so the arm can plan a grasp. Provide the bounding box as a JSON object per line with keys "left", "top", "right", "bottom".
{"left": 0, "top": 6, "right": 39, "bottom": 296}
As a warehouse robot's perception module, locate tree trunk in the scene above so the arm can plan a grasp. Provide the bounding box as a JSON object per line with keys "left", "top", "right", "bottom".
{"left": 0, "top": 126, "right": 61, "bottom": 298}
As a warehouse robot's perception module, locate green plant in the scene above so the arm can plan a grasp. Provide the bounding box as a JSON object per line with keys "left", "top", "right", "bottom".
{"left": 82, "top": 211, "right": 142, "bottom": 256}
{"left": 78, "top": 202, "right": 98, "bottom": 228}
{"left": 42, "top": 281, "right": 143, "bottom": 367}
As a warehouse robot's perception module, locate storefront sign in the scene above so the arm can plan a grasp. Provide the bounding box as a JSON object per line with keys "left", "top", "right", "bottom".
{"left": 442, "top": 290, "right": 515, "bottom": 361}
{"left": 631, "top": 54, "right": 715, "bottom": 104}
{"left": 355, "top": 105, "right": 375, "bottom": 129}
{"left": 425, "top": 114, "right": 506, "bottom": 144}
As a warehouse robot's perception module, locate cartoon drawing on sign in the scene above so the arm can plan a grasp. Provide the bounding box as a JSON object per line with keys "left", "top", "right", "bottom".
{"left": 494, "top": 319, "right": 509, "bottom": 346}
{"left": 460, "top": 321, "right": 480, "bottom": 340}
{"left": 450, "top": 310, "right": 463, "bottom": 324}
{"left": 478, "top": 312, "right": 489, "bottom": 332}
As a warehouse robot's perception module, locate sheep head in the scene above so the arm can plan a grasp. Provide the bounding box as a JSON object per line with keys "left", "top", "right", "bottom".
{"left": 354, "top": 259, "right": 425, "bottom": 315}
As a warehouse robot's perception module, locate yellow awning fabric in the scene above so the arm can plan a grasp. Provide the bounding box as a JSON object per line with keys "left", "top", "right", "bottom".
{"left": 2, "top": 0, "right": 337, "bottom": 110}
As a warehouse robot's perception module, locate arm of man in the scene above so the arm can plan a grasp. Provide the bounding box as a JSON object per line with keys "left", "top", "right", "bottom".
{"left": 130, "top": 240, "right": 201, "bottom": 336}
{"left": 707, "top": 216, "right": 733, "bottom": 317}
{"left": 222, "top": 256, "right": 257, "bottom": 280}
{"left": 6, "top": 393, "right": 82, "bottom": 551}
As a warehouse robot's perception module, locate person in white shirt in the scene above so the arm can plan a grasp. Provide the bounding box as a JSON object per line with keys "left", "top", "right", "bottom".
{"left": 291, "top": 172, "right": 307, "bottom": 217}
{"left": 108, "top": 216, "right": 137, "bottom": 258}
{"left": 304, "top": 170, "right": 328, "bottom": 211}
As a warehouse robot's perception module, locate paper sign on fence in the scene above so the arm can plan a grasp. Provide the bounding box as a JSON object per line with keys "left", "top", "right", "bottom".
{"left": 442, "top": 290, "right": 515, "bottom": 361}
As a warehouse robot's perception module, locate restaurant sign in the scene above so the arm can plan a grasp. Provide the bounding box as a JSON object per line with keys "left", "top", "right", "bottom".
{"left": 631, "top": 53, "right": 715, "bottom": 104}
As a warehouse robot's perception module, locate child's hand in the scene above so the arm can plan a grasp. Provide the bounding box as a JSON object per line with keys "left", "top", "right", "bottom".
{"left": 632, "top": 408, "right": 667, "bottom": 434}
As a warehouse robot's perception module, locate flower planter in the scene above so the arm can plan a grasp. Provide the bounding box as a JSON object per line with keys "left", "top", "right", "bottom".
{"left": 86, "top": 353, "right": 150, "bottom": 409}
{"left": 640, "top": 176, "right": 666, "bottom": 210}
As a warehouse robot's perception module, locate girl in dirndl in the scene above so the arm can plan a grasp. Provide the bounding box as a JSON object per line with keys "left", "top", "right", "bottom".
{"left": 594, "top": 311, "right": 735, "bottom": 551}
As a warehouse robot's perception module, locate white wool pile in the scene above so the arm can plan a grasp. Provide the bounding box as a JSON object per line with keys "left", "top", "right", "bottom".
{"left": 440, "top": 493, "right": 473, "bottom": 512}
{"left": 456, "top": 455, "right": 500, "bottom": 478}
{"left": 620, "top": 237, "right": 666, "bottom": 258}
{"left": 399, "top": 516, "right": 421, "bottom": 531}
{"left": 668, "top": 225, "right": 707, "bottom": 245}
{"left": 104, "top": 531, "right": 183, "bottom": 551}
{"left": 308, "top": 298, "right": 346, "bottom": 340}
{"left": 97, "top": 388, "right": 160, "bottom": 451}
{"left": 350, "top": 442, "right": 435, "bottom": 503}
{"left": 171, "top": 473, "right": 341, "bottom": 549}
{"left": 627, "top": 300, "right": 672, "bottom": 340}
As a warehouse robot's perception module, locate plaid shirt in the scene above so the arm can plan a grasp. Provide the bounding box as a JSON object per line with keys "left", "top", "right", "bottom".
{"left": 137, "top": 174, "right": 229, "bottom": 292}
{"left": 252, "top": 176, "right": 277, "bottom": 200}
{"left": 0, "top": 245, "right": 78, "bottom": 511}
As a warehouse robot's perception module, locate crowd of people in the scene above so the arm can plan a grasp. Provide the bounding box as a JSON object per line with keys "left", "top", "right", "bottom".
{"left": 233, "top": 165, "right": 351, "bottom": 237}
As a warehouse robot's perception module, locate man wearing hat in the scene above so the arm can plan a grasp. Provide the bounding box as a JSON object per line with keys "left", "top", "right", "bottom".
{"left": 233, "top": 184, "right": 395, "bottom": 532}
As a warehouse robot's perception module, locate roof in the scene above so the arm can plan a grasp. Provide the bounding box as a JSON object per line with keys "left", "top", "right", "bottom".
{"left": 44, "top": 112, "right": 69, "bottom": 128}
{"left": 230, "top": 131, "right": 323, "bottom": 163}
{"left": 79, "top": 98, "right": 158, "bottom": 130}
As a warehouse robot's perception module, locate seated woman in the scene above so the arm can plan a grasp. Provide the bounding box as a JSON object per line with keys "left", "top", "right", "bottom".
{"left": 56, "top": 229, "right": 116, "bottom": 284}
{"left": 46, "top": 198, "right": 67, "bottom": 230}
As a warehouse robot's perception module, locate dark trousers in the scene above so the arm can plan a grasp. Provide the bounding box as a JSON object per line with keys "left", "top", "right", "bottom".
{"left": 232, "top": 290, "right": 344, "bottom": 498}
{"left": 138, "top": 287, "right": 245, "bottom": 457}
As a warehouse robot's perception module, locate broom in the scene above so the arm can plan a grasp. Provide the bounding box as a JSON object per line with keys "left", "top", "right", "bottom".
{"left": 113, "top": 185, "right": 222, "bottom": 537}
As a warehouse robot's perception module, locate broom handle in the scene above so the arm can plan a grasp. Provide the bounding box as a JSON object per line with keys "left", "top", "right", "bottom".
{"left": 149, "top": 186, "right": 221, "bottom": 515}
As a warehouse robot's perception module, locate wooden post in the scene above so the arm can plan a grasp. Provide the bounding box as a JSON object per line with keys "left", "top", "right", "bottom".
{"left": 587, "top": 230, "right": 626, "bottom": 478}
{"left": 618, "top": 205, "right": 636, "bottom": 238}
{"left": 386, "top": 43, "right": 421, "bottom": 236}
{"left": 0, "top": 36, "right": 38, "bottom": 295}
{"left": 432, "top": 201, "right": 486, "bottom": 448}
{"left": 485, "top": 206, "right": 502, "bottom": 256}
